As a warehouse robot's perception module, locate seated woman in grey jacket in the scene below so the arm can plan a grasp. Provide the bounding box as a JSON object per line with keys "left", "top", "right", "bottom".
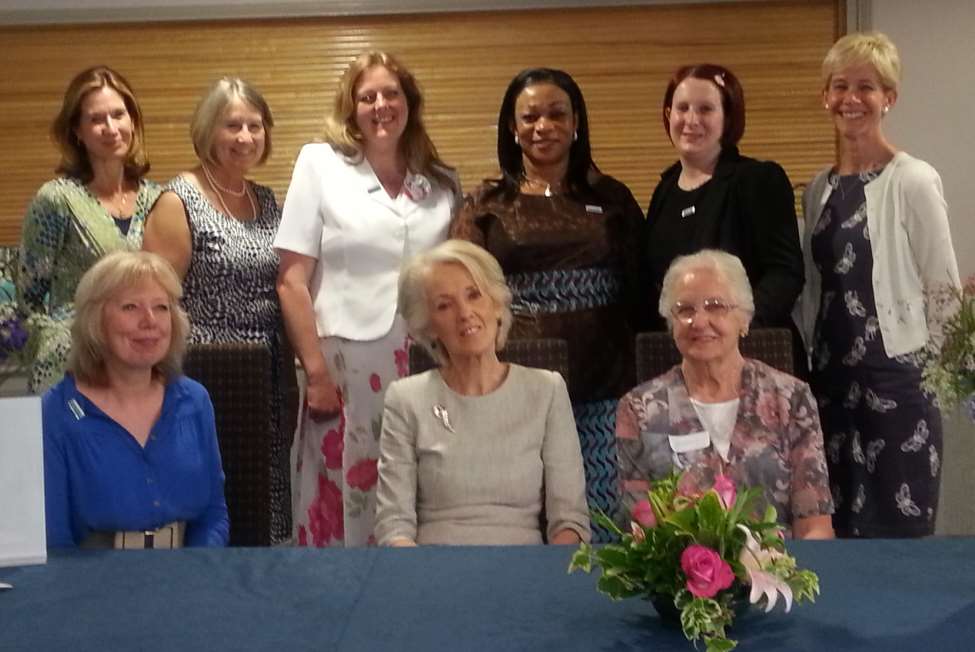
{"left": 374, "top": 239, "right": 591, "bottom": 546}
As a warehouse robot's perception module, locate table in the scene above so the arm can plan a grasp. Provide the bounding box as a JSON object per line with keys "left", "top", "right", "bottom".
{"left": 2, "top": 539, "right": 974, "bottom": 651}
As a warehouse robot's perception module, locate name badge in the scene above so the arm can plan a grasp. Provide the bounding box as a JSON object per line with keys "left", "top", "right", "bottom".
{"left": 668, "top": 430, "right": 710, "bottom": 453}
{"left": 585, "top": 204, "right": 604, "bottom": 214}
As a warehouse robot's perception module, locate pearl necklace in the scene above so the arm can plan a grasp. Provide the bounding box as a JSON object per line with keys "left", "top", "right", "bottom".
{"left": 202, "top": 162, "right": 247, "bottom": 197}
{"left": 202, "top": 166, "right": 257, "bottom": 221}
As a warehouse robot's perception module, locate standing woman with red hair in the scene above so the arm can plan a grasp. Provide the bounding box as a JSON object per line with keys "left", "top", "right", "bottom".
{"left": 641, "top": 64, "right": 804, "bottom": 364}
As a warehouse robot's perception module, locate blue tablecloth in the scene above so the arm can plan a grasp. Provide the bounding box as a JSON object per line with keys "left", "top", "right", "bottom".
{"left": 2, "top": 539, "right": 975, "bottom": 651}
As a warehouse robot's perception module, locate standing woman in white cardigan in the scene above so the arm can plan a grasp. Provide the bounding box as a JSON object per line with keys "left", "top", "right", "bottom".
{"left": 274, "top": 51, "right": 459, "bottom": 547}
{"left": 796, "top": 32, "right": 960, "bottom": 538}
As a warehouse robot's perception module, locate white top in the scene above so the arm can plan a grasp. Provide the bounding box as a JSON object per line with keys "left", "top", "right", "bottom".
{"left": 795, "top": 151, "right": 960, "bottom": 357}
{"left": 689, "top": 397, "right": 740, "bottom": 462}
{"left": 374, "top": 364, "right": 591, "bottom": 546}
{"left": 273, "top": 143, "right": 456, "bottom": 340}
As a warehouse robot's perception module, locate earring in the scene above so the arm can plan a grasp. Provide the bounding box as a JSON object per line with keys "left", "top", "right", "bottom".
{"left": 573, "top": 130, "right": 578, "bottom": 142}
{"left": 883, "top": 106, "right": 889, "bottom": 114}
{"left": 739, "top": 330, "right": 748, "bottom": 339}
{"left": 513, "top": 134, "right": 519, "bottom": 145}
{"left": 824, "top": 103, "right": 830, "bottom": 111}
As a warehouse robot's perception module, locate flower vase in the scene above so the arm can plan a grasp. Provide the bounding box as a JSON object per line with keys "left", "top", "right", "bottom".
{"left": 648, "top": 584, "right": 750, "bottom": 626}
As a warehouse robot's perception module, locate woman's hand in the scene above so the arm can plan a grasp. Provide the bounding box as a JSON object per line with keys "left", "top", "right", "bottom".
{"left": 549, "top": 529, "right": 582, "bottom": 545}
{"left": 792, "top": 514, "right": 834, "bottom": 540}
{"left": 305, "top": 371, "right": 341, "bottom": 422}
{"left": 387, "top": 537, "right": 417, "bottom": 547}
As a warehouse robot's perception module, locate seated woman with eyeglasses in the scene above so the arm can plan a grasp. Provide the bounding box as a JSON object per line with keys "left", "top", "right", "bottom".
{"left": 615, "top": 250, "right": 834, "bottom": 539}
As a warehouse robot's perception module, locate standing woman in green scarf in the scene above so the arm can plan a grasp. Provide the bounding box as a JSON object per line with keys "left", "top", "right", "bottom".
{"left": 17, "top": 66, "right": 163, "bottom": 393}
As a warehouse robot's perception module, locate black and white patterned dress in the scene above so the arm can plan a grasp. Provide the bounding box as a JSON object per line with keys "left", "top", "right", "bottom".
{"left": 810, "top": 169, "right": 942, "bottom": 538}
{"left": 168, "top": 176, "right": 293, "bottom": 544}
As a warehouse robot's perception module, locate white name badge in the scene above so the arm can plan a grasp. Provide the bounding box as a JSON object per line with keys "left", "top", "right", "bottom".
{"left": 668, "top": 430, "right": 711, "bottom": 454}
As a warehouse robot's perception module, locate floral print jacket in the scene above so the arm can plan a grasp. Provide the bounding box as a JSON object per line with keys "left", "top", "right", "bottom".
{"left": 616, "top": 359, "right": 834, "bottom": 528}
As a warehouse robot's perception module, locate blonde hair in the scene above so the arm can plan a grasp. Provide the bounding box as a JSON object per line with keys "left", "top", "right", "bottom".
{"left": 659, "top": 249, "right": 755, "bottom": 330}
{"left": 51, "top": 65, "right": 150, "bottom": 183}
{"left": 398, "top": 240, "right": 513, "bottom": 366}
{"left": 822, "top": 32, "right": 901, "bottom": 92}
{"left": 323, "top": 51, "right": 457, "bottom": 194}
{"left": 190, "top": 76, "right": 274, "bottom": 167}
{"left": 69, "top": 251, "right": 190, "bottom": 385}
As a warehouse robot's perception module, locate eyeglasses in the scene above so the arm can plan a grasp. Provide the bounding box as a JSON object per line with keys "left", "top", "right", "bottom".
{"left": 671, "top": 298, "right": 737, "bottom": 324}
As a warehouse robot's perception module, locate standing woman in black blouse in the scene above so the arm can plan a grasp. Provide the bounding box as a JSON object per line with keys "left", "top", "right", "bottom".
{"left": 642, "top": 64, "right": 804, "bottom": 364}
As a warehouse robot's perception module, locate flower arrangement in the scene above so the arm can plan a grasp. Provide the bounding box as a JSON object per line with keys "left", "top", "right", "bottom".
{"left": 922, "top": 278, "right": 975, "bottom": 416}
{"left": 569, "top": 472, "right": 820, "bottom": 652}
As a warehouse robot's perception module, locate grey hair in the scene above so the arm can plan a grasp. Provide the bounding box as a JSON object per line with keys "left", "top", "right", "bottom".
{"left": 658, "top": 249, "right": 755, "bottom": 330}
{"left": 398, "top": 239, "right": 513, "bottom": 366}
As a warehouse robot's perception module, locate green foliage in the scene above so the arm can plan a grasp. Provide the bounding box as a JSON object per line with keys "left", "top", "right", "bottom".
{"left": 922, "top": 281, "right": 975, "bottom": 409}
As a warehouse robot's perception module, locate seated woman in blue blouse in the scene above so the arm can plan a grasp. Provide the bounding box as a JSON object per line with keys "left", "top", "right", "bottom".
{"left": 43, "top": 250, "right": 229, "bottom": 548}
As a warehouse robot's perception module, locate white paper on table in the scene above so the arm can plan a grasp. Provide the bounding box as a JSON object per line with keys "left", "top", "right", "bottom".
{"left": 0, "top": 395, "right": 47, "bottom": 567}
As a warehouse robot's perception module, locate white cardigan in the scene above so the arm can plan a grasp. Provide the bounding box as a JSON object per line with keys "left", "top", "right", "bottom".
{"left": 795, "top": 151, "right": 960, "bottom": 357}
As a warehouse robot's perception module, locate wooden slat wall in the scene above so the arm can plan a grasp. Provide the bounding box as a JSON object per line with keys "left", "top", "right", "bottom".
{"left": 0, "top": 1, "right": 841, "bottom": 245}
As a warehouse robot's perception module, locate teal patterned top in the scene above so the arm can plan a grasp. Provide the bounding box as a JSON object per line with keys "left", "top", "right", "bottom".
{"left": 17, "top": 176, "right": 162, "bottom": 393}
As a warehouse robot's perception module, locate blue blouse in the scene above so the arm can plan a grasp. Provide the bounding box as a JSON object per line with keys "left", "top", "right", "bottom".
{"left": 42, "top": 374, "right": 229, "bottom": 548}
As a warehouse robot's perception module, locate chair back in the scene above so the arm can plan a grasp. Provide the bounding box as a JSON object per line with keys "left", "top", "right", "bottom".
{"left": 184, "top": 341, "right": 273, "bottom": 546}
{"left": 635, "top": 328, "right": 795, "bottom": 384}
{"left": 409, "top": 338, "right": 570, "bottom": 382}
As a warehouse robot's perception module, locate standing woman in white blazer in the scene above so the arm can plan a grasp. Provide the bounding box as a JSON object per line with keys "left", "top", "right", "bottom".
{"left": 274, "top": 51, "right": 459, "bottom": 547}
{"left": 796, "top": 32, "right": 960, "bottom": 538}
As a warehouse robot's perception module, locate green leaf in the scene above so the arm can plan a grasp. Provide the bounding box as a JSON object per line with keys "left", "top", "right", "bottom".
{"left": 706, "top": 636, "right": 738, "bottom": 652}
{"left": 567, "top": 545, "right": 592, "bottom": 573}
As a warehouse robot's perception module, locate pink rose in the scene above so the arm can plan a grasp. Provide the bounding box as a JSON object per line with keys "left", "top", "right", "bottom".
{"left": 681, "top": 544, "right": 735, "bottom": 598}
{"left": 632, "top": 499, "right": 657, "bottom": 528}
{"left": 347, "top": 458, "right": 379, "bottom": 491}
{"left": 713, "top": 475, "right": 736, "bottom": 509}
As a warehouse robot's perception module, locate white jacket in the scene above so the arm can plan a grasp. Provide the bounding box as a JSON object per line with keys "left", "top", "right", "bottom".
{"left": 795, "top": 151, "right": 960, "bottom": 357}
{"left": 274, "top": 144, "right": 456, "bottom": 340}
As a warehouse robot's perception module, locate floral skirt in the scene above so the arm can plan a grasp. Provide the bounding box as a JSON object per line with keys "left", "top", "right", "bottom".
{"left": 291, "top": 318, "right": 409, "bottom": 547}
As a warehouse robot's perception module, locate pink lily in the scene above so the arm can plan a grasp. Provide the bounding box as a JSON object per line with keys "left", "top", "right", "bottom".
{"left": 737, "top": 525, "right": 793, "bottom": 613}
{"left": 630, "top": 521, "right": 646, "bottom": 543}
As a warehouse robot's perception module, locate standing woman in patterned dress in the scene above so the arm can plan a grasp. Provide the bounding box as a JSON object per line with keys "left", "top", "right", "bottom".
{"left": 274, "top": 52, "right": 458, "bottom": 547}
{"left": 450, "top": 68, "right": 645, "bottom": 542}
{"left": 143, "top": 77, "right": 296, "bottom": 544}
{"left": 796, "top": 33, "right": 960, "bottom": 537}
{"left": 18, "top": 65, "right": 162, "bottom": 394}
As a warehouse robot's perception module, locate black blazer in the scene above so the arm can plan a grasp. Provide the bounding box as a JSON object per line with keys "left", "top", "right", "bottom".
{"left": 642, "top": 146, "right": 804, "bottom": 331}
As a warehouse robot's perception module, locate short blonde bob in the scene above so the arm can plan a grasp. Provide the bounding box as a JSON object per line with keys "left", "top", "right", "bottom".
{"left": 191, "top": 76, "right": 274, "bottom": 167}
{"left": 322, "top": 50, "right": 457, "bottom": 194}
{"left": 822, "top": 31, "right": 901, "bottom": 92}
{"left": 398, "top": 239, "right": 513, "bottom": 367}
{"left": 658, "top": 249, "right": 755, "bottom": 331}
{"left": 68, "top": 250, "right": 190, "bottom": 385}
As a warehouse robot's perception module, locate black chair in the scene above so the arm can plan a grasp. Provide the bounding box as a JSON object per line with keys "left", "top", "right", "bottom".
{"left": 408, "top": 338, "right": 570, "bottom": 382}
{"left": 184, "top": 342, "right": 273, "bottom": 546}
{"left": 635, "top": 327, "right": 795, "bottom": 384}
